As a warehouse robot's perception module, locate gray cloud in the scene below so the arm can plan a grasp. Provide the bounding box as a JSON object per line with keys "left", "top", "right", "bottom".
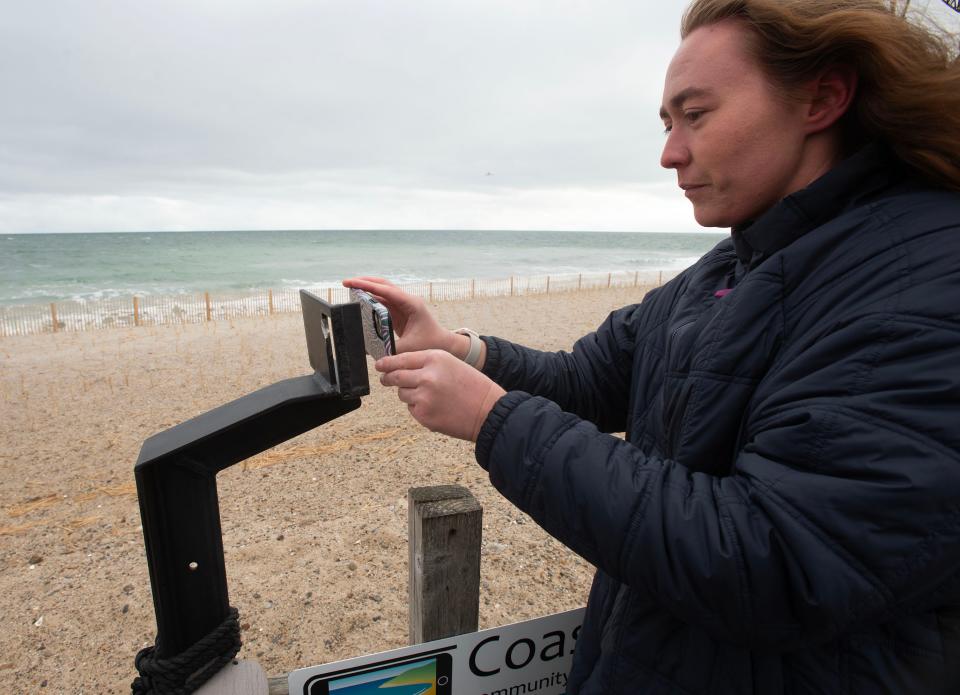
{"left": 3, "top": 1, "right": 954, "bottom": 232}
{"left": 0, "top": 1, "right": 686, "bottom": 230}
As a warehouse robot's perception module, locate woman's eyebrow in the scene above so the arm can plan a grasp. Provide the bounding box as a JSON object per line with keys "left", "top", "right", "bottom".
{"left": 659, "top": 86, "right": 714, "bottom": 120}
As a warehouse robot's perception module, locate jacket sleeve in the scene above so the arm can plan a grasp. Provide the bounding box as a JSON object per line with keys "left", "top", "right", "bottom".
{"left": 475, "top": 311, "right": 960, "bottom": 649}
{"left": 480, "top": 285, "right": 672, "bottom": 434}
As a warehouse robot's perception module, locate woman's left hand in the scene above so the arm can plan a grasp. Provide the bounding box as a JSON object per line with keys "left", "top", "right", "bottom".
{"left": 376, "top": 350, "right": 506, "bottom": 442}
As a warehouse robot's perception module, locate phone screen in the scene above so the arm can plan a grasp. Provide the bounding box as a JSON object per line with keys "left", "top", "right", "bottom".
{"left": 307, "top": 652, "right": 452, "bottom": 695}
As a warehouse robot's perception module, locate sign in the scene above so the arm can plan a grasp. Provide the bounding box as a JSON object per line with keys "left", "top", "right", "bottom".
{"left": 288, "top": 607, "right": 585, "bottom": 695}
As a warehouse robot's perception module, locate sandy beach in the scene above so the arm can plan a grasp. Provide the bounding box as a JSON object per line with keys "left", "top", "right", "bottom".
{"left": 0, "top": 285, "right": 655, "bottom": 694}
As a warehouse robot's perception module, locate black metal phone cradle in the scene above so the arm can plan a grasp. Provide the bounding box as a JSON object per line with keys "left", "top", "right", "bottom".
{"left": 132, "top": 293, "right": 368, "bottom": 693}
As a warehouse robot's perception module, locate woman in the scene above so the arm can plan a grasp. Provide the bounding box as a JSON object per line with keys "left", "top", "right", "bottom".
{"left": 346, "top": 1, "right": 960, "bottom": 691}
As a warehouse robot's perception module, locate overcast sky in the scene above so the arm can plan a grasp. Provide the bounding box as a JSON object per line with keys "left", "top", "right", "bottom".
{"left": 2, "top": 1, "right": 957, "bottom": 234}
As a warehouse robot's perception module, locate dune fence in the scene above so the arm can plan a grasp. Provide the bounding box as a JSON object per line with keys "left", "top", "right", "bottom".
{"left": 0, "top": 269, "right": 678, "bottom": 338}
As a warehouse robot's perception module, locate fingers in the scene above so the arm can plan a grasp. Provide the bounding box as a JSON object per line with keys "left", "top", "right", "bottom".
{"left": 342, "top": 277, "right": 398, "bottom": 300}
{"left": 375, "top": 350, "right": 435, "bottom": 373}
{"left": 341, "top": 277, "right": 393, "bottom": 305}
{"left": 398, "top": 389, "right": 437, "bottom": 432}
{"left": 380, "top": 369, "right": 424, "bottom": 389}
{"left": 343, "top": 277, "right": 418, "bottom": 312}
{"left": 344, "top": 276, "right": 394, "bottom": 286}
{"left": 374, "top": 347, "right": 500, "bottom": 441}
{"left": 377, "top": 349, "right": 447, "bottom": 396}
{"left": 342, "top": 276, "right": 393, "bottom": 292}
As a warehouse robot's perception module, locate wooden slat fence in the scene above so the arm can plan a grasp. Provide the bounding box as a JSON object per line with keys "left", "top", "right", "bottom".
{"left": 0, "top": 269, "right": 676, "bottom": 337}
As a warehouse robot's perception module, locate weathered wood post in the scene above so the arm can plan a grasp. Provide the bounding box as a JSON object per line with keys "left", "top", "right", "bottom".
{"left": 133, "top": 296, "right": 141, "bottom": 327}
{"left": 510, "top": 276, "right": 514, "bottom": 297}
{"left": 408, "top": 485, "right": 482, "bottom": 643}
{"left": 268, "top": 289, "right": 274, "bottom": 315}
{"left": 577, "top": 273, "right": 582, "bottom": 291}
{"left": 50, "top": 303, "right": 59, "bottom": 332}
{"left": 205, "top": 292, "right": 213, "bottom": 322}
{"left": 546, "top": 276, "right": 551, "bottom": 294}
{"left": 607, "top": 272, "right": 612, "bottom": 288}
{"left": 471, "top": 278, "right": 476, "bottom": 300}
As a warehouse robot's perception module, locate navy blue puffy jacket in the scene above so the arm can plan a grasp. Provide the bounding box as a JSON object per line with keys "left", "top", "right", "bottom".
{"left": 475, "top": 145, "right": 960, "bottom": 693}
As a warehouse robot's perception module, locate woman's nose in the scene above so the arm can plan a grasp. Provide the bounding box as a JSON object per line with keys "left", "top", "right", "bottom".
{"left": 660, "top": 130, "right": 690, "bottom": 170}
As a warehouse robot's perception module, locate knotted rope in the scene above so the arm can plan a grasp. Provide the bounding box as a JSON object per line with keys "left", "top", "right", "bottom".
{"left": 131, "top": 606, "right": 241, "bottom": 694}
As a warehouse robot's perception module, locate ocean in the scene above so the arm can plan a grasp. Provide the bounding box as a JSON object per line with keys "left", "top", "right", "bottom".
{"left": 0, "top": 229, "right": 726, "bottom": 306}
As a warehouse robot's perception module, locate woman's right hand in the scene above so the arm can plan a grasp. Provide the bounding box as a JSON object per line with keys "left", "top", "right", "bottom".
{"left": 342, "top": 276, "right": 459, "bottom": 355}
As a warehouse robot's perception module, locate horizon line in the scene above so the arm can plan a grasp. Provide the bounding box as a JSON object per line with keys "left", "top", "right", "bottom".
{"left": 4, "top": 227, "right": 722, "bottom": 236}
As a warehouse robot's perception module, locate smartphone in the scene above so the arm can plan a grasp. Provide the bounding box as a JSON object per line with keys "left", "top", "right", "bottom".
{"left": 304, "top": 650, "right": 452, "bottom": 694}
{"left": 349, "top": 288, "right": 396, "bottom": 360}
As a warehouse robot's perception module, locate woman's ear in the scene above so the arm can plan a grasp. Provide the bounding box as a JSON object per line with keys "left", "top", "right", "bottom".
{"left": 804, "top": 64, "right": 858, "bottom": 134}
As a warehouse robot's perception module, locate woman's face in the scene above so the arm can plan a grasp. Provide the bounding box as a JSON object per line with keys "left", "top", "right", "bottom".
{"left": 660, "top": 21, "right": 819, "bottom": 228}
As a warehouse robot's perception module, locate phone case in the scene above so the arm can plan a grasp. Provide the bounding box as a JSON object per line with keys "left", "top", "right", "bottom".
{"left": 348, "top": 288, "right": 397, "bottom": 360}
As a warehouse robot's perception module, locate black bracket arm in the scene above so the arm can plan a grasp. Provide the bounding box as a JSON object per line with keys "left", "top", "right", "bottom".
{"left": 134, "top": 294, "right": 369, "bottom": 659}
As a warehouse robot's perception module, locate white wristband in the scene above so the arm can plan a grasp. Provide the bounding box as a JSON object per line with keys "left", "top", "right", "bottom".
{"left": 454, "top": 328, "right": 483, "bottom": 369}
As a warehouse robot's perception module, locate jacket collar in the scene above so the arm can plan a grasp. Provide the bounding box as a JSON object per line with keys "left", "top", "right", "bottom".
{"left": 732, "top": 143, "right": 902, "bottom": 269}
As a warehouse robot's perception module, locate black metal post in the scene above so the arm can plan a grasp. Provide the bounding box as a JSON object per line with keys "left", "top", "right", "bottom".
{"left": 134, "top": 298, "right": 369, "bottom": 659}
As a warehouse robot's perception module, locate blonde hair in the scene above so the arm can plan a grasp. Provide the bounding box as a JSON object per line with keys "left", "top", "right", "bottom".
{"left": 681, "top": 0, "right": 960, "bottom": 190}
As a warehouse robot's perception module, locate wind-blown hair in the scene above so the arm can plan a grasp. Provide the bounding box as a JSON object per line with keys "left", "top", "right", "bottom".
{"left": 681, "top": 0, "right": 960, "bottom": 191}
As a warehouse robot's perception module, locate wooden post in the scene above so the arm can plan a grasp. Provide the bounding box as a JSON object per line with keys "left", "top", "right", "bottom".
{"left": 429, "top": 282, "right": 433, "bottom": 303}
{"left": 268, "top": 289, "right": 274, "bottom": 315}
{"left": 327, "top": 287, "right": 332, "bottom": 303}
{"left": 546, "top": 276, "right": 550, "bottom": 294}
{"left": 607, "top": 272, "right": 612, "bottom": 288}
{"left": 49, "top": 303, "right": 58, "bottom": 332}
{"left": 658, "top": 270, "right": 663, "bottom": 286}
{"left": 408, "top": 485, "right": 482, "bottom": 644}
{"left": 577, "top": 273, "right": 582, "bottom": 291}
{"left": 509, "top": 276, "right": 514, "bottom": 297}
{"left": 471, "top": 278, "right": 475, "bottom": 300}
{"left": 133, "top": 296, "right": 141, "bottom": 327}
{"left": 205, "top": 292, "right": 212, "bottom": 322}
{"left": 634, "top": 271, "right": 639, "bottom": 286}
